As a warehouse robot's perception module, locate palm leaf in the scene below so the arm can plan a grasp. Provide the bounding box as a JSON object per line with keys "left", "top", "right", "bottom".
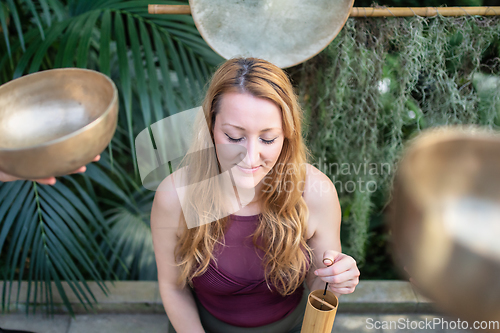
{"left": 101, "top": 188, "right": 156, "bottom": 281}
{"left": 5, "top": 0, "right": 25, "bottom": 52}
{"left": 0, "top": 2, "right": 12, "bottom": 57}
{"left": 23, "top": 0, "right": 46, "bottom": 41}
{"left": 0, "top": 180, "right": 117, "bottom": 316}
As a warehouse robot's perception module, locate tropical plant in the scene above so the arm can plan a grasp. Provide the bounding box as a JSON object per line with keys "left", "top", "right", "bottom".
{"left": 0, "top": 0, "right": 222, "bottom": 316}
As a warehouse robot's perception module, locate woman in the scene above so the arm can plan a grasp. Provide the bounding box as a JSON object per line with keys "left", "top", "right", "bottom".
{"left": 151, "top": 58, "right": 360, "bottom": 333}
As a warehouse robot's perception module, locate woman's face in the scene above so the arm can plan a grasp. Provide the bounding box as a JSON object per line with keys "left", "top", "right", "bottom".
{"left": 213, "top": 92, "right": 284, "bottom": 194}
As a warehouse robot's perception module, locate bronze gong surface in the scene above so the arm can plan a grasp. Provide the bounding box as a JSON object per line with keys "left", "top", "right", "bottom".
{"left": 189, "top": 0, "right": 354, "bottom": 68}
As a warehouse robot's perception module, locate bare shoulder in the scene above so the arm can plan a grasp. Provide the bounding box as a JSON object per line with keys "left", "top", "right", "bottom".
{"left": 151, "top": 166, "right": 189, "bottom": 238}
{"left": 302, "top": 163, "right": 341, "bottom": 240}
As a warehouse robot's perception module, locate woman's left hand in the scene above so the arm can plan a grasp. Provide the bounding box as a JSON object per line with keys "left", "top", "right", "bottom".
{"left": 314, "top": 250, "right": 360, "bottom": 296}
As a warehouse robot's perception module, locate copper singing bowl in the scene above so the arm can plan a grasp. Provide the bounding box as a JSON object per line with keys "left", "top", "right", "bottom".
{"left": 388, "top": 126, "right": 500, "bottom": 324}
{"left": 0, "top": 68, "right": 118, "bottom": 179}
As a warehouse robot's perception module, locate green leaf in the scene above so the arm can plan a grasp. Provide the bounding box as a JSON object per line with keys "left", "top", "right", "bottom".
{"left": 0, "top": 3, "right": 11, "bottom": 57}
{"left": 29, "top": 20, "right": 71, "bottom": 73}
{"left": 26, "top": 224, "right": 42, "bottom": 314}
{"left": 114, "top": 11, "right": 137, "bottom": 177}
{"left": 6, "top": 0, "right": 25, "bottom": 52}
{"left": 0, "top": 181, "right": 30, "bottom": 255}
{"left": 127, "top": 14, "right": 151, "bottom": 127}
{"left": 39, "top": 0, "right": 52, "bottom": 27}
{"left": 0, "top": 181, "right": 17, "bottom": 205}
{"left": 76, "top": 10, "right": 101, "bottom": 68}
{"left": 84, "top": 163, "right": 133, "bottom": 206}
{"left": 63, "top": 176, "right": 127, "bottom": 281}
{"left": 165, "top": 33, "right": 190, "bottom": 108}
{"left": 188, "top": 48, "right": 204, "bottom": 95}
{"left": 177, "top": 40, "right": 199, "bottom": 102}
{"left": 139, "top": 19, "right": 163, "bottom": 122}
{"left": 61, "top": 13, "right": 90, "bottom": 68}
{"left": 53, "top": 17, "right": 78, "bottom": 68}
{"left": 13, "top": 32, "right": 42, "bottom": 78}
{"left": 152, "top": 25, "right": 177, "bottom": 115}
{"left": 46, "top": 0, "right": 65, "bottom": 21}
{"left": 15, "top": 207, "right": 38, "bottom": 309}
{"left": 42, "top": 212, "right": 97, "bottom": 305}
{"left": 99, "top": 9, "right": 112, "bottom": 76}
{"left": 47, "top": 258, "right": 77, "bottom": 316}
{"left": 38, "top": 186, "right": 108, "bottom": 282}
{"left": 23, "top": 0, "right": 46, "bottom": 41}
{"left": 5, "top": 192, "right": 36, "bottom": 306}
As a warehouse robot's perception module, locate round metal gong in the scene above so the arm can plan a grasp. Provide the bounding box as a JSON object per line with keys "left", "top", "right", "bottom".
{"left": 189, "top": 0, "right": 354, "bottom": 68}
{"left": 388, "top": 126, "right": 500, "bottom": 325}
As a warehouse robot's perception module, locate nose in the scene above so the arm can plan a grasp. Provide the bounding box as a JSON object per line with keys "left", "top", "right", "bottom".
{"left": 240, "top": 136, "right": 260, "bottom": 168}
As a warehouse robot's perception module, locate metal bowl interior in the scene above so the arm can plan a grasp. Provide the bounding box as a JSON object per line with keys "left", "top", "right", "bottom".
{"left": 0, "top": 68, "right": 116, "bottom": 150}
{"left": 0, "top": 68, "right": 118, "bottom": 178}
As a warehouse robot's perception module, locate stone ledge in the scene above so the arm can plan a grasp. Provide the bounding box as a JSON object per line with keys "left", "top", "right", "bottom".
{"left": 0, "top": 280, "right": 439, "bottom": 315}
{"left": 338, "top": 280, "right": 438, "bottom": 313}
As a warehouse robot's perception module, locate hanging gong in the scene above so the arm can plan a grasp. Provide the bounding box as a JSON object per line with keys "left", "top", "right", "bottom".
{"left": 188, "top": 0, "right": 354, "bottom": 68}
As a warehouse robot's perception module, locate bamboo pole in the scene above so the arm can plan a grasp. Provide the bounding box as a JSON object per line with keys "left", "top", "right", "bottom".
{"left": 148, "top": 4, "right": 191, "bottom": 14}
{"left": 148, "top": 4, "right": 500, "bottom": 17}
{"left": 350, "top": 6, "right": 500, "bottom": 17}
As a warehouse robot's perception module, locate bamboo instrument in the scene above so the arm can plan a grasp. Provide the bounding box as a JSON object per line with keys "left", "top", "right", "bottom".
{"left": 148, "top": 5, "right": 500, "bottom": 17}
{"left": 301, "top": 289, "right": 338, "bottom": 333}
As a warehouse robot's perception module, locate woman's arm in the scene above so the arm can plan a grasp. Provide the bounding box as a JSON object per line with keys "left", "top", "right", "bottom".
{"left": 303, "top": 164, "right": 360, "bottom": 297}
{"left": 151, "top": 175, "right": 205, "bottom": 333}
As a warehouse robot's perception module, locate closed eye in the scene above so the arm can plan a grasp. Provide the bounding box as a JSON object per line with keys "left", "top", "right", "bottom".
{"left": 225, "top": 134, "right": 277, "bottom": 145}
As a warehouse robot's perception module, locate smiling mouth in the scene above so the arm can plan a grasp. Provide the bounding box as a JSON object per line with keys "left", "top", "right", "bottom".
{"left": 236, "top": 165, "right": 260, "bottom": 173}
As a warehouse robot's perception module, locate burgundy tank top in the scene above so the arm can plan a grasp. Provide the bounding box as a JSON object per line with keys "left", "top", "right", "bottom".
{"left": 191, "top": 213, "right": 310, "bottom": 327}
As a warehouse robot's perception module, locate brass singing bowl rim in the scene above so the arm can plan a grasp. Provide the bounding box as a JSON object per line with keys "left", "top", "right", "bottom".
{"left": 402, "top": 125, "right": 500, "bottom": 158}
{"left": 0, "top": 68, "right": 118, "bottom": 152}
{"left": 398, "top": 124, "right": 500, "bottom": 204}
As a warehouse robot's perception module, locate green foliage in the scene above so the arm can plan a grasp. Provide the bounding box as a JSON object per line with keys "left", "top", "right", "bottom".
{"left": 291, "top": 15, "right": 500, "bottom": 270}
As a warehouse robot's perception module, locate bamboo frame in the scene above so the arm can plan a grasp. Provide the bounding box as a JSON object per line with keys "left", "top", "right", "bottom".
{"left": 148, "top": 4, "right": 500, "bottom": 17}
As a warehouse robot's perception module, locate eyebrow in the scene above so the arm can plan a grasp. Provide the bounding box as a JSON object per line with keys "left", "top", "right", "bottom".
{"left": 222, "top": 123, "right": 280, "bottom": 132}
